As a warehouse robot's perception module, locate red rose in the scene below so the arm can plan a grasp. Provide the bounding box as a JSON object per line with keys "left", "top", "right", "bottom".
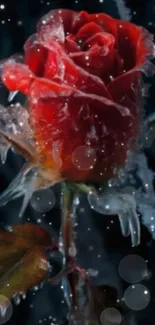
{"left": 2, "top": 9, "right": 155, "bottom": 183}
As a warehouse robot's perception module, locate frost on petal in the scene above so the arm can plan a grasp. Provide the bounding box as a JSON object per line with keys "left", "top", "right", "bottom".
{"left": 88, "top": 191, "right": 140, "bottom": 247}
{"left": 7, "top": 103, "right": 33, "bottom": 142}
{"left": 0, "top": 103, "right": 33, "bottom": 163}
{"left": 37, "top": 10, "right": 65, "bottom": 45}
{"left": 0, "top": 105, "right": 13, "bottom": 163}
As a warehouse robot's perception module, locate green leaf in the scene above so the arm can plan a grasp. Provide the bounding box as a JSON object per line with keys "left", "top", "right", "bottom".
{"left": 0, "top": 223, "right": 53, "bottom": 300}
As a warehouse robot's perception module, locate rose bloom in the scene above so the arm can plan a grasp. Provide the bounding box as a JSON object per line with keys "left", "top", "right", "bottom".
{"left": 1, "top": 9, "right": 155, "bottom": 184}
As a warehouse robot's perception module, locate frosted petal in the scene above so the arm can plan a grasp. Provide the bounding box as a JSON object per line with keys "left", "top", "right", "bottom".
{"left": 0, "top": 103, "right": 33, "bottom": 162}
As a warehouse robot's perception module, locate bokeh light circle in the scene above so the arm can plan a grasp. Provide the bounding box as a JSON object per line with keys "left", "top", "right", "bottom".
{"left": 124, "top": 284, "right": 150, "bottom": 311}
{"left": 119, "top": 254, "right": 148, "bottom": 283}
{"left": 100, "top": 308, "right": 122, "bottom": 325}
{"left": 0, "top": 295, "right": 13, "bottom": 324}
{"left": 30, "top": 188, "right": 56, "bottom": 213}
{"left": 72, "top": 145, "right": 97, "bottom": 170}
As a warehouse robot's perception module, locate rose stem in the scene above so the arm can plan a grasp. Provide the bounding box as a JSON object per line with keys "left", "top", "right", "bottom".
{"left": 59, "top": 182, "right": 78, "bottom": 310}
{"left": 70, "top": 182, "right": 98, "bottom": 198}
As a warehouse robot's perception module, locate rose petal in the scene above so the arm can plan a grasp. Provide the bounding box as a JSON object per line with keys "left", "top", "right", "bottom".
{"left": 90, "top": 13, "right": 118, "bottom": 42}
{"left": 27, "top": 75, "right": 135, "bottom": 182}
{"left": 65, "top": 34, "right": 81, "bottom": 54}
{"left": 29, "top": 95, "right": 92, "bottom": 181}
{"left": 37, "top": 9, "right": 77, "bottom": 36}
{"left": 24, "top": 34, "right": 47, "bottom": 76}
{"left": 37, "top": 9, "right": 65, "bottom": 44}
{"left": 107, "top": 70, "right": 141, "bottom": 142}
{"left": 75, "top": 22, "right": 104, "bottom": 43}
{"left": 116, "top": 21, "right": 154, "bottom": 72}
{"left": 2, "top": 42, "right": 110, "bottom": 99}
{"left": 2, "top": 61, "right": 34, "bottom": 94}
{"left": 84, "top": 31, "right": 115, "bottom": 49}
{"left": 2, "top": 9, "right": 154, "bottom": 184}
{"left": 37, "top": 37, "right": 111, "bottom": 98}
{"left": 43, "top": 48, "right": 65, "bottom": 81}
{"left": 24, "top": 33, "right": 65, "bottom": 81}
{"left": 2, "top": 55, "right": 137, "bottom": 182}
{"left": 70, "top": 32, "right": 118, "bottom": 83}
{"left": 72, "top": 11, "right": 90, "bottom": 34}
{"left": 108, "top": 69, "right": 142, "bottom": 104}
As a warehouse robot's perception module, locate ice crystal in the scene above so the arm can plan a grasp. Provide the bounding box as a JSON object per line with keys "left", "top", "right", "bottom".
{"left": 88, "top": 145, "right": 155, "bottom": 240}
{"left": 113, "top": 0, "right": 131, "bottom": 21}
{"left": 0, "top": 103, "right": 33, "bottom": 163}
{"left": 88, "top": 189, "right": 140, "bottom": 247}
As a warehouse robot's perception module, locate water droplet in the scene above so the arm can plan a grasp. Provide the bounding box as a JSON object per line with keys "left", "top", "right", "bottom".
{"left": 68, "top": 245, "right": 76, "bottom": 257}
{"left": 13, "top": 294, "right": 21, "bottom": 305}
{"left": 33, "top": 285, "right": 39, "bottom": 291}
{"left": 4, "top": 225, "right": 13, "bottom": 232}
{"left": 100, "top": 308, "right": 122, "bottom": 325}
{"left": 72, "top": 146, "right": 96, "bottom": 170}
{"left": 124, "top": 284, "right": 150, "bottom": 310}
{"left": 119, "top": 255, "right": 148, "bottom": 283}
{"left": 20, "top": 292, "right": 26, "bottom": 300}
{"left": 89, "top": 246, "right": 94, "bottom": 251}
{"left": 87, "top": 269, "right": 98, "bottom": 277}
{"left": 17, "top": 20, "right": 23, "bottom": 26}
{"left": 0, "top": 295, "right": 13, "bottom": 324}
{"left": 30, "top": 189, "right": 55, "bottom": 213}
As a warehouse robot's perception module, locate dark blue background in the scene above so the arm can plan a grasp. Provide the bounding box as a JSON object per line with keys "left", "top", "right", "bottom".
{"left": 0, "top": 0, "right": 155, "bottom": 324}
